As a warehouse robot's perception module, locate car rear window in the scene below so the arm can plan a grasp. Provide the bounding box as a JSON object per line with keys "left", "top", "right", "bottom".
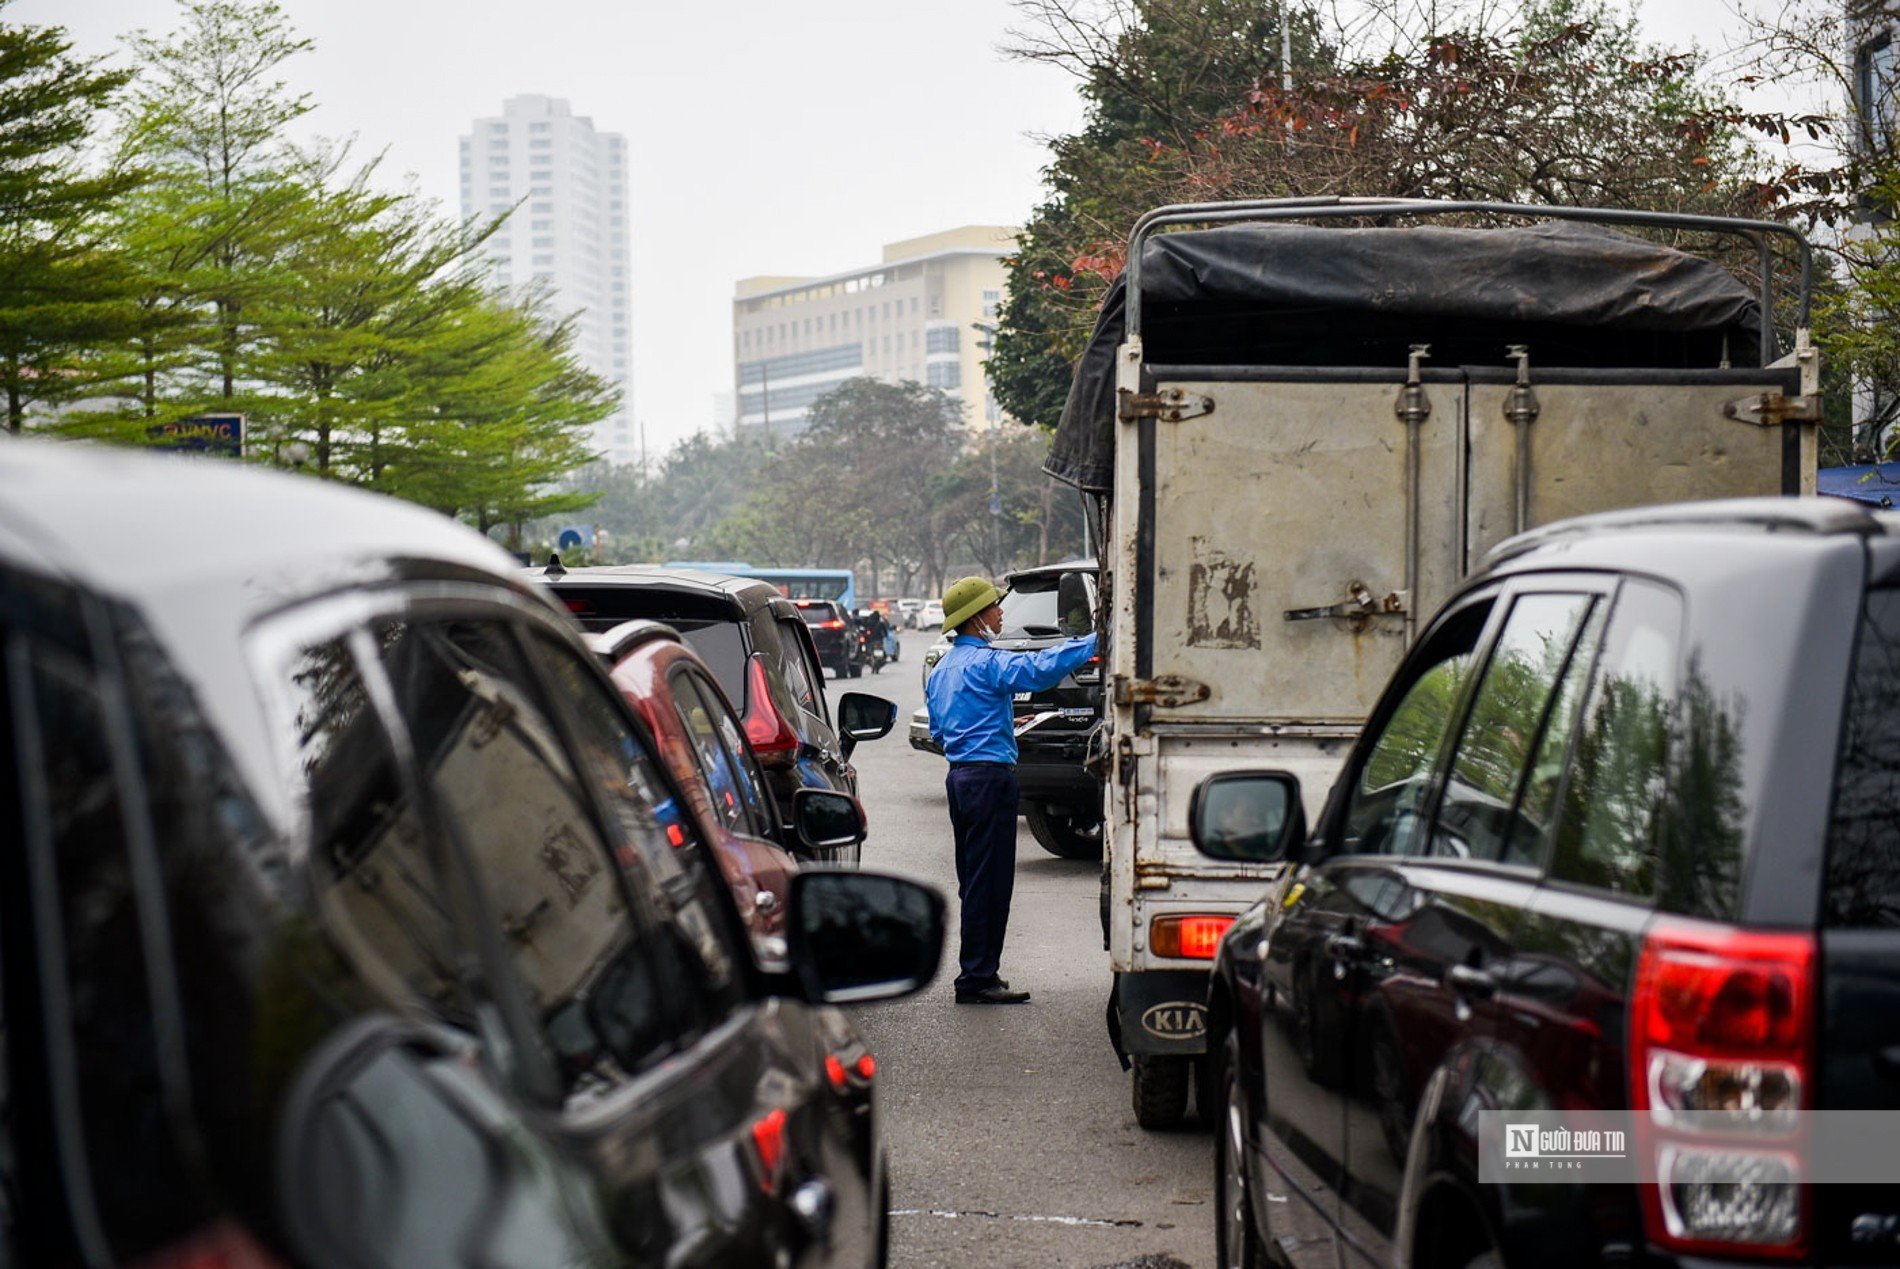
{"left": 668, "top": 622, "right": 747, "bottom": 708}
{"left": 1825, "top": 588, "right": 1900, "bottom": 926}
{"left": 547, "top": 584, "right": 734, "bottom": 631}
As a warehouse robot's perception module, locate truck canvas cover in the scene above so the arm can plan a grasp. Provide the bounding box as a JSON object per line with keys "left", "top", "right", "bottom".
{"left": 1046, "top": 220, "right": 1765, "bottom": 492}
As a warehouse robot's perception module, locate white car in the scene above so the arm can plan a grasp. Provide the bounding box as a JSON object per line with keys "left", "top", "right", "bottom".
{"left": 918, "top": 599, "right": 945, "bottom": 631}
{"left": 895, "top": 597, "right": 924, "bottom": 628}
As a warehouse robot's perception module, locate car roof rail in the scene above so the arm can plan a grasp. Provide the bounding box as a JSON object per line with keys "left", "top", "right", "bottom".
{"left": 585, "top": 619, "right": 682, "bottom": 663}
{"left": 1484, "top": 497, "right": 1879, "bottom": 569}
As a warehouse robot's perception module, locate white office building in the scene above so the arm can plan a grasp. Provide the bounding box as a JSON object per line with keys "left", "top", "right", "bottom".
{"left": 732, "top": 226, "right": 1017, "bottom": 441}
{"left": 459, "top": 95, "right": 634, "bottom": 464}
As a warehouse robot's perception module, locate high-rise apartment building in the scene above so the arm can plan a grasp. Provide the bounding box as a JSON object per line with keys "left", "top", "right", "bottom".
{"left": 459, "top": 95, "right": 634, "bottom": 464}
{"left": 732, "top": 226, "right": 1017, "bottom": 441}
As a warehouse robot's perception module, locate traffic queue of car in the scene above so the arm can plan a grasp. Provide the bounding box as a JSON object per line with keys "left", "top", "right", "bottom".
{"left": 1188, "top": 498, "right": 1900, "bottom": 1269}
{"left": 0, "top": 441, "right": 929, "bottom": 1268}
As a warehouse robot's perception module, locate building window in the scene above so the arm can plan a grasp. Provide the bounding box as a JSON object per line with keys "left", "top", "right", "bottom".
{"left": 488, "top": 138, "right": 507, "bottom": 150}
{"left": 530, "top": 121, "right": 549, "bottom": 132}
{"left": 911, "top": 296, "right": 920, "bottom": 314}
{"left": 530, "top": 138, "right": 551, "bottom": 149}
{"left": 928, "top": 362, "right": 962, "bottom": 390}
{"left": 532, "top": 201, "right": 552, "bottom": 213}
{"left": 533, "top": 236, "right": 553, "bottom": 248}
{"left": 534, "top": 254, "right": 554, "bottom": 267}
{"left": 1860, "top": 37, "right": 1898, "bottom": 149}
{"left": 926, "top": 326, "right": 960, "bottom": 355}
{"left": 983, "top": 289, "right": 1001, "bottom": 319}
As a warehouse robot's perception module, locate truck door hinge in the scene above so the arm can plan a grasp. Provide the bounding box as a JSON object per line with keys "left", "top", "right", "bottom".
{"left": 1724, "top": 391, "right": 1821, "bottom": 426}
{"left": 1111, "top": 674, "right": 1211, "bottom": 709}
{"left": 1118, "top": 387, "right": 1215, "bottom": 423}
{"left": 1284, "top": 580, "right": 1408, "bottom": 632}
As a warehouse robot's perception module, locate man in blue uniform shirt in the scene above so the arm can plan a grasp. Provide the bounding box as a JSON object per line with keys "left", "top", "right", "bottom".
{"left": 927, "top": 576, "right": 1100, "bottom": 1004}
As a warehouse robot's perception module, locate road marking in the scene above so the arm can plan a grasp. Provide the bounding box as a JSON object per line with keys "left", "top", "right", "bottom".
{"left": 891, "top": 1209, "right": 1143, "bottom": 1229}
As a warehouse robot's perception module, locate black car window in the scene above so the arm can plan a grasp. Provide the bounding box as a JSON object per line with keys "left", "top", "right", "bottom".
{"left": 1505, "top": 600, "right": 1609, "bottom": 868}
{"left": 1432, "top": 594, "right": 1597, "bottom": 865}
{"left": 1548, "top": 581, "right": 1682, "bottom": 897}
{"left": 1340, "top": 602, "right": 1493, "bottom": 857}
{"left": 670, "top": 620, "right": 749, "bottom": 708}
{"left": 6, "top": 607, "right": 200, "bottom": 1261}
{"left": 690, "top": 671, "right": 775, "bottom": 840}
{"left": 378, "top": 617, "right": 683, "bottom": 1105}
{"left": 1826, "top": 589, "right": 1900, "bottom": 926}
{"left": 282, "top": 636, "right": 466, "bottom": 1019}
{"left": 774, "top": 617, "right": 826, "bottom": 718}
{"left": 667, "top": 666, "right": 751, "bottom": 836}
{"left": 522, "top": 631, "right": 746, "bottom": 1015}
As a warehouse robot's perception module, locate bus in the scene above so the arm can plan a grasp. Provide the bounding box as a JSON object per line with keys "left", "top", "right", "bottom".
{"left": 664, "top": 562, "right": 857, "bottom": 612}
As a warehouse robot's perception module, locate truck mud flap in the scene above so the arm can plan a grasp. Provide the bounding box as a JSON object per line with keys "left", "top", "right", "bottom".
{"left": 1113, "top": 970, "right": 1212, "bottom": 1058}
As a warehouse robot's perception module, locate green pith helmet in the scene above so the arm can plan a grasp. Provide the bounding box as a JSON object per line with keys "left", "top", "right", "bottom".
{"left": 941, "top": 576, "right": 1003, "bottom": 633}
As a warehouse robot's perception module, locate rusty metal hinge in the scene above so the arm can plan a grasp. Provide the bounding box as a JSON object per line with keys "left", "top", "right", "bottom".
{"left": 1724, "top": 391, "right": 1822, "bottom": 426}
{"left": 1118, "top": 387, "right": 1215, "bottom": 423}
{"left": 1112, "top": 674, "right": 1211, "bottom": 709}
{"left": 1284, "top": 580, "right": 1407, "bottom": 632}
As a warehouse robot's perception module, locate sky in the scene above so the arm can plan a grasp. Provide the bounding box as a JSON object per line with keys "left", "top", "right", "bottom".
{"left": 23, "top": 0, "right": 1793, "bottom": 461}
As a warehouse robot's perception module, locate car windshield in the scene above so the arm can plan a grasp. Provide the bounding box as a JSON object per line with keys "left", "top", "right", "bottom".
{"left": 797, "top": 604, "right": 839, "bottom": 625}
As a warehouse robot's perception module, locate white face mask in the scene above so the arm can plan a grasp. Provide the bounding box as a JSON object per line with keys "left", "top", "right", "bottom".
{"left": 975, "top": 607, "right": 1003, "bottom": 641}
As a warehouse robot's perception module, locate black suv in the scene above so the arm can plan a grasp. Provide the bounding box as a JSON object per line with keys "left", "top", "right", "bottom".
{"left": 528, "top": 564, "right": 894, "bottom": 859}
{"left": 1198, "top": 498, "right": 1900, "bottom": 1269}
{"left": 796, "top": 598, "right": 866, "bottom": 679}
{"left": 1, "top": 442, "right": 943, "bottom": 1267}
{"left": 914, "top": 560, "right": 1103, "bottom": 859}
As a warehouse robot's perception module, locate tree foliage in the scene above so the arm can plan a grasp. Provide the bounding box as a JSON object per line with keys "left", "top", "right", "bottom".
{"left": 0, "top": 0, "right": 143, "bottom": 432}
{"left": 991, "top": 0, "right": 1776, "bottom": 425}
{"left": 540, "top": 379, "right": 1086, "bottom": 592}
{"left": 10, "top": 0, "right": 608, "bottom": 534}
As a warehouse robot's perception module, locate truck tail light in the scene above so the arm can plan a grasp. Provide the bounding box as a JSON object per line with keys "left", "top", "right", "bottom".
{"left": 742, "top": 657, "right": 799, "bottom": 764}
{"left": 1150, "top": 914, "right": 1234, "bottom": 960}
{"left": 1630, "top": 920, "right": 1814, "bottom": 1260}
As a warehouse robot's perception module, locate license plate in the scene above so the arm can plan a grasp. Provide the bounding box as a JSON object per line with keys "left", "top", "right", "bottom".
{"left": 1013, "top": 692, "right": 1032, "bottom": 702}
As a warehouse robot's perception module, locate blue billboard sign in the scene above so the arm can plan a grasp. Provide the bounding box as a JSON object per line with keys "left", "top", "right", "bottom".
{"left": 148, "top": 414, "right": 244, "bottom": 457}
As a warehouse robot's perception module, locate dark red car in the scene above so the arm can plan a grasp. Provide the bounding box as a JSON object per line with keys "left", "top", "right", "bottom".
{"left": 584, "top": 619, "right": 827, "bottom": 959}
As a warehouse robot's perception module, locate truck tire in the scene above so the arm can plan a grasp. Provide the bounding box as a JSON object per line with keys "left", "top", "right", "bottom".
{"left": 1025, "top": 803, "right": 1103, "bottom": 860}
{"left": 1132, "top": 1054, "right": 1191, "bottom": 1130}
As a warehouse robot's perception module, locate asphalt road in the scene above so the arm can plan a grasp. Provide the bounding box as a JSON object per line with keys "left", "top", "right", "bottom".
{"left": 839, "top": 630, "right": 1215, "bottom": 1269}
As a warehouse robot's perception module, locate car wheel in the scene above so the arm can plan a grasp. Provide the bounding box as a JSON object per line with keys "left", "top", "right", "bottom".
{"left": 1215, "top": 1034, "right": 1265, "bottom": 1269}
{"left": 848, "top": 661, "right": 863, "bottom": 678}
{"left": 1025, "top": 803, "right": 1103, "bottom": 860}
{"left": 1132, "top": 1054, "right": 1191, "bottom": 1130}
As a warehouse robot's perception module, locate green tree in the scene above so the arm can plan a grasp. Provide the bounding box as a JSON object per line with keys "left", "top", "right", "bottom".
{"left": 122, "top": 0, "right": 315, "bottom": 403}
{"left": 0, "top": 2, "right": 144, "bottom": 433}
{"left": 992, "top": 0, "right": 1772, "bottom": 424}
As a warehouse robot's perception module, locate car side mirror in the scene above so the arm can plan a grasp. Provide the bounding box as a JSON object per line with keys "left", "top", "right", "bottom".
{"left": 835, "top": 691, "right": 895, "bottom": 760}
{"left": 786, "top": 869, "right": 945, "bottom": 1004}
{"left": 793, "top": 787, "right": 866, "bottom": 852}
{"left": 1188, "top": 770, "right": 1306, "bottom": 863}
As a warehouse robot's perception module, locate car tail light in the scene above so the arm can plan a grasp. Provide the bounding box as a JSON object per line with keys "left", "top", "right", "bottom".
{"left": 129, "top": 1221, "right": 289, "bottom": 1268}
{"left": 751, "top": 1107, "right": 788, "bottom": 1190}
{"left": 1150, "top": 914, "right": 1234, "bottom": 960}
{"left": 856, "top": 1053, "right": 876, "bottom": 1079}
{"left": 1630, "top": 919, "right": 1814, "bottom": 1259}
{"left": 742, "top": 658, "right": 799, "bottom": 764}
{"left": 825, "top": 1055, "right": 848, "bottom": 1089}
{"left": 820, "top": 619, "right": 845, "bottom": 630}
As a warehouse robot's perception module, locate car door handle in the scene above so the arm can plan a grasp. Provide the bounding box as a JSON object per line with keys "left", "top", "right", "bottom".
{"left": 1324, "top": 933, "right": 1364, "bottom": 960}
{"left": 1445, "top": 963, "right": 1499, "bottom": 1000}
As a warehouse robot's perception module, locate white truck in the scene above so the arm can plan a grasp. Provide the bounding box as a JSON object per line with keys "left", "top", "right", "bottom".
{"left": 1044, "top": 198, "right": 1820, "bottom": 1127}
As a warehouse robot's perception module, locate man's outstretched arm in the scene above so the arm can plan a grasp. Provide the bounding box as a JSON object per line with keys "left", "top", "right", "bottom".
{"left": 992, "top": 632, "right": 1100, "bottom": 694}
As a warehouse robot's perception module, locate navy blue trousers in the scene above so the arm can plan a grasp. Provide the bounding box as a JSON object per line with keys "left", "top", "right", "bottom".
{"left": 945, "top": 763, "right": 1020, "bottom": 991}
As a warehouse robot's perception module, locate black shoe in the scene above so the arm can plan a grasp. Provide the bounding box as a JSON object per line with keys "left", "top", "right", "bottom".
{"left": 955, "top": 984, "right": 1031, "bottom": 1005}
